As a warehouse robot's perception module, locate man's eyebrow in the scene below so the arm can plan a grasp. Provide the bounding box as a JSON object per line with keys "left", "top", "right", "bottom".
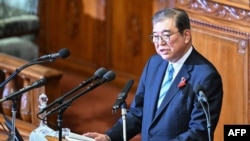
{"left": 162, "top": 29, "right": 171, "bottom": 33}
{"left": 152, "top": 29, "right": 171, "bottom": 34}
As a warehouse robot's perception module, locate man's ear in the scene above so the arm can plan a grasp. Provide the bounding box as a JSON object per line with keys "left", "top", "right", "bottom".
{"left": 184, "top": 29, "right": 192, "bottom": 43}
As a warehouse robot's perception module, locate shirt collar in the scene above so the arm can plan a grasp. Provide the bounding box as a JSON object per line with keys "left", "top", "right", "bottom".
{"left": 170, "top": 46, "right": 193, "bottom": 78}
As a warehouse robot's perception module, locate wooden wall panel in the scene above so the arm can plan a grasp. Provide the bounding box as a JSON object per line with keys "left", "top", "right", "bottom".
{"left": 39, "top": 0, "right": 156, "bottom": 88}
{"left": 38, "top": 0, "right": 108, "bottom": 75}
{"left": 109, "top": 0, "right": 155, "bottom": 86}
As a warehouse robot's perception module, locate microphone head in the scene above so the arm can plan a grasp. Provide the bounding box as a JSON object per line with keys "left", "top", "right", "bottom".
{"left": 33, "top": 78, "right": 47, "bottom": 88}
{"left": 103, "top": 71, "right": 116, "bottom": 82}
{"left": 94, "top": 67, "right": 108, "bottom": 78}
{"left": 194, "top": 85, "right": 208, "bottom": 102}
{"left": 58, "top": 48, "right": 70, "bottom": 59}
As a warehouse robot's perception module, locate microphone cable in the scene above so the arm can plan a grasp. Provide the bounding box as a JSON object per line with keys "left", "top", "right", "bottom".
{"left": 198, "top": 95, "right": 211, "bottom": 141}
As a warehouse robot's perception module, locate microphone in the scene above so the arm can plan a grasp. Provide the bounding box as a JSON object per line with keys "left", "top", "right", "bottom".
{"left": 112, "top": 79, "right": 134, "bottom": 110}
{"left": 87, "top": 70, "right": 116, "bottom": 91}
{"left": 0, "top": 48, "right": 70, "bottom": 89}
{"left": 44, "top": 70, "right": 116, "bottom": 117}
{"left": 0, "top": 78, "right": 47, "bottom": 102}
{"left": 194, "top": 85, "right": 208, "bottom": 102}
{"left": 37, "top": 67, "right": 108, "bottom": 115}
{"left": 80, "top": 67, "right": 108, "bottom": 87}
{"left": 194, "top": 85, "right": 211, "bottom": 141}
{"left": 38, "top": 48, "right": 70, "bottom": 60}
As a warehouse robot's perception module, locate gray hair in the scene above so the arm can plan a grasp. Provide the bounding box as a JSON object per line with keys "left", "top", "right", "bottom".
{"left": 152, "top": 8, "right": 191, "bottom": 33}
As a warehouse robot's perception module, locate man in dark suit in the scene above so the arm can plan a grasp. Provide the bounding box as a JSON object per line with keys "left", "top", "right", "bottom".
{"left": 84, "top": 8, "right": 223, "bottom": 141}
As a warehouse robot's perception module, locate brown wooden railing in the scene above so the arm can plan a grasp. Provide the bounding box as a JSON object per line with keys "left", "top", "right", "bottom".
{"left": 0, "top": 53, "right": 63, "bottom": 126}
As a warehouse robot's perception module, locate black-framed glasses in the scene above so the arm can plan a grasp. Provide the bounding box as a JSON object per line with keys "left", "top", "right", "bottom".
{"left": 149, "top": 31, "right": 180, "bottom": 43}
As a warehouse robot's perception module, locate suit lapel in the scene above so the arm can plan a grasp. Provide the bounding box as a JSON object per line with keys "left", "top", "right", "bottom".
{"left": 147, "top": 61, "right": 168, "bottom": 123}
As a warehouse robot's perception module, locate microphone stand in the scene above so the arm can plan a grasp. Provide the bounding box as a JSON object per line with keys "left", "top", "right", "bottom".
{"left": 121, "top": 102, "right": 127, "bottom": 141}
{"left": 112, "top": 80, "right": 133, "bottom": 141}
{"left": 10, "top": 99, "right": 17, "bottom": 141}
{"left": 57, "top": 105, "right": 69, "bottom": 141}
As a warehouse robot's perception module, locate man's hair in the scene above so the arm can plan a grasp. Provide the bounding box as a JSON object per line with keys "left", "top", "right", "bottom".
{"left": 152, "top": 8, "right": 191, "bottom": 34}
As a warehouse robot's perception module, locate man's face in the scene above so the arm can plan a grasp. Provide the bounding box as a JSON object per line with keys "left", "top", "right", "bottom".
{"left": 152, "top": 18, "right": 191, "bottom": 63}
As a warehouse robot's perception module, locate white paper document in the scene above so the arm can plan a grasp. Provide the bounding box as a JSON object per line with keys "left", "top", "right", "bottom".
{"left": 65, "top": 132, "right": 95, "bottom": 141}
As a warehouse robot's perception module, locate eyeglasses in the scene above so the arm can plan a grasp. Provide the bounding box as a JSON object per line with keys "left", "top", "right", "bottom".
{"left": 149, "top": 31, "right": 180, "bottom": 43}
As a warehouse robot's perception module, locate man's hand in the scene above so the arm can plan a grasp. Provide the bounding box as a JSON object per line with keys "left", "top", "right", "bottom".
{"left": 83, "top": 132, "right": 111, "bottom": 141}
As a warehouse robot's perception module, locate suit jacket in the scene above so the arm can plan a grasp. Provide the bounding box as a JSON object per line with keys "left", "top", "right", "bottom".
{"left": 106, "top": 48, "right": 223, "bottom": 141}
